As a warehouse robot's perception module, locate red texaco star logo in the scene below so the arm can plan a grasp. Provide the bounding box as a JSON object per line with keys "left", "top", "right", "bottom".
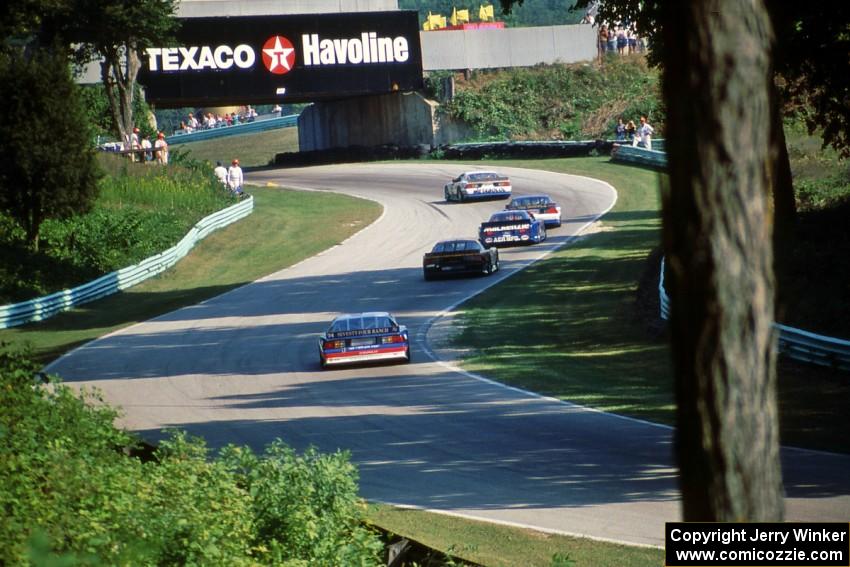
{"left": 262, "top": 36, "right": 296, "bottom": 75}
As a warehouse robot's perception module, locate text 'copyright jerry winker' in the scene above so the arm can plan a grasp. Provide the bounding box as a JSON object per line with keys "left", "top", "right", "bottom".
{"left": 665, "top": 522, "right": 849, "bottom": 566}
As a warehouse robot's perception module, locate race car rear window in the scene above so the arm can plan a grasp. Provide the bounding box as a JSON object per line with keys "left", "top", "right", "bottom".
{"left": 514, "top": 197, "right": 549, "bottom": 207}
{"left": 330, "top": 315, "right": 394, "bottom": 332}
{"left": 490, "top": 211, "right": 529, "bottom": 222}
{"left": 434, "top": 240, "right": 479, "bottom": 252}
{"left": 468, "top": 172, "right": 500, "bottom": 182}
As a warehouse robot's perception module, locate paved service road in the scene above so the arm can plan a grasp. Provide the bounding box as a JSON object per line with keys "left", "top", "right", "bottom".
{"left": 47, "top": 163, "right": 850, "bottom": 547}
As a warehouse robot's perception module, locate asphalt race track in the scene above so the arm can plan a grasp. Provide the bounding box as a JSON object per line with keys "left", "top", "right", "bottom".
{"left": 47, "top": 163, "right": 850, "bottom": 547}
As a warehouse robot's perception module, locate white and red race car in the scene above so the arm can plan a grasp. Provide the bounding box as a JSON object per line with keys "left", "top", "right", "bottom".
{"left": 444, "top": 171, "right": 512, "bottom": 202}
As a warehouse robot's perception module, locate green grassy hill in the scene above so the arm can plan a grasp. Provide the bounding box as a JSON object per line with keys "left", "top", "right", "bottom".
{"left": 170, "top": 127, "right": 299, "bottom": 168}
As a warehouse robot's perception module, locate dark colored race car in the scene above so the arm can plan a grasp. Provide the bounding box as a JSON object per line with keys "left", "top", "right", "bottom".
{"left": 444, "top": 171, "right": 512, "bottom": 202}
{"left": 422, "top": 239, "right": 500, "bottom": 280}
{"left": 318, "top": 312, "right": 410, "bottom": 369}
{"left": 479, "top": 210, "right": 547, "bottom": 247}
{"left": 505, "top": 194, "right": 562, "bottom": 227}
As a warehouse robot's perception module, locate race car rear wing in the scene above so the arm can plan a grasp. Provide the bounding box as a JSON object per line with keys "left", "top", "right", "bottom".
{"left": 327, "top": 327, "right": 397, "bottom": 339}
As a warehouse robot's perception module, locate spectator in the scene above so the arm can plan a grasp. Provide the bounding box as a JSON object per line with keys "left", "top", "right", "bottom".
{"left": 607, "top": 26, "right": 618, "bottom": 53}
{"left": 628, "top": 26, "right": 638, "bottom": 54}
{"left": 597, "top": 25, "right": 608, "bottom": 62}
{"left": 154, "top": 132, "right": 169, "bottom": 164}
{"left": 272, "top": 103, "right": 282, "bottom": 116}
{"left": 615, "top": 117, "right": 626, "bottom": 141}
{"left": 227, "top": 158, "right": 244, "bottom": 196}
{"left": 128, "top": 126, "right": 141, "bottom": 162}
{"left": 634, "top": 116, "right": 655, "bottom": 150}
{"left": 617, "top": 26, "right": 627, "bottom": 55}
{"left": 140, "top": 134, "right": 153, "bottom": 162}
{"left": 626, "top": 119, "right": 637, "bottom": 142}
{"left": 188, "top": 113, "right": 199, "bottom": 131}
{"left": 214, "top": 160, "right": 228, "bottom": 187}
{"left": 231, "top": 112, "right": 240, "bottom": 125}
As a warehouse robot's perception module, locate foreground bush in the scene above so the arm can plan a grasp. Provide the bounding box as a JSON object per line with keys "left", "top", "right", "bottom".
{"left": 0, "top": 347, "right": 383, "bottom": 566}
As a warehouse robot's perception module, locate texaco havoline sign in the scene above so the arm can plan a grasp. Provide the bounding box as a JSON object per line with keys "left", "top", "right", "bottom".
{"left": 138, "top": 11, "right": 423, "bottom": 106}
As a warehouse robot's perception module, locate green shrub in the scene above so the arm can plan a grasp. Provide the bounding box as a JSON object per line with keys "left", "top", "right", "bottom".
{"left": 444, "top": 58, "right": 665, "bottom": 141}
{"left": 0, "top": 155, "right": 235, "bottom": 304}
{"left": 0, "top": 347, "right": 384, "bottom": 566}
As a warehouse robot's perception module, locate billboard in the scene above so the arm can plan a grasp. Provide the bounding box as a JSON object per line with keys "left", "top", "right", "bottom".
{"left": 138, "top": 11, "right": 423, "bottom": 107}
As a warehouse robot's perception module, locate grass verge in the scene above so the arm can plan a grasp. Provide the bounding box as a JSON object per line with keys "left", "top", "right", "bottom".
{"left": 440, "top": 156, "right": 848, "bottom": 454}
{"left": 365, "top": 504, "right": 663, "bottom": 567}
{"left": 170, "top": 127, "right": 299, "bottom": 167}
{"left": 447, "top": 157, "right": 674, "bottom": 423}
{"left": 0, "top": 186, "right": 380, "bottom": 365}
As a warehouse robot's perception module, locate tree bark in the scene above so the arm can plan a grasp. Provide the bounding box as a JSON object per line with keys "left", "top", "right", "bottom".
{"left": 660, "top": 0, "right": 784, "bottom": 521}
{"left": 102, "top": 44, "right": 141, "bottom": 148}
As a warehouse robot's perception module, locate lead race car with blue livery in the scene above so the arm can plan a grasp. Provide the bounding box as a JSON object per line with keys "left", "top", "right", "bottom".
{"left": 318, "top": 312, "right": 410, "bottom": 368}
{"left": 479, "top": 210, "right": 547, "bottom": 247}
{"left": 444, "top": 171, "right": 512, "bottom": 202}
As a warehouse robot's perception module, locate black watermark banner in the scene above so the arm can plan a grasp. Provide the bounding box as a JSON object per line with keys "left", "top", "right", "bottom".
{"left": 665, "top": 523, "right": 849, "bottom": 566}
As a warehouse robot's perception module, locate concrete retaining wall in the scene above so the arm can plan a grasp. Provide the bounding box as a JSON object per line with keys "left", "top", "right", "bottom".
{"left": 177, "top": 0, "right": 398, "bottom": 17}
{"left": 298, "top": 91, "right": 473, "bottom": 151}
{"left": 421, "top": 24, "right": 596, "bottom": 71}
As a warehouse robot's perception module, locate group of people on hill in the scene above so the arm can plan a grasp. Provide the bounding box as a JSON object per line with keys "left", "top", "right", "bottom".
{"left": 126, "top": 127, "right": 168, "bottom": 164}
{"left": 214, "top": 159, "right": 245, "bottom": 197}
{"left": 615, "top": 116, "right": 655, "bottom": 150}
{"left": 596, "top": 23, "right": 644, "bottom": 61}
{"left": 180, "top": 106, "right": 259, "bottom": 134}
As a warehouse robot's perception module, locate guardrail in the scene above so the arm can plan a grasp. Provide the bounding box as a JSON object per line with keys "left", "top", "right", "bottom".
{"left": 0, "top": 196, "right": 254, "bottom": 329}
{"left": 610, "top": 144, "right": 668, "bottom": 170}
{"left": 658, "top": 258, "right": 850, "bottom": 371}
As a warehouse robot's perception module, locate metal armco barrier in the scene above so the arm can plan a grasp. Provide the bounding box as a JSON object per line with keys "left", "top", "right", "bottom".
{"left": 0, "top": 196, "right": 254, "bottom": 329}
{"left": 610, "top": 144, "right": 668, "bottom": 169}
{"left": 658, "top": 258, "right": 850, "bottom": 372}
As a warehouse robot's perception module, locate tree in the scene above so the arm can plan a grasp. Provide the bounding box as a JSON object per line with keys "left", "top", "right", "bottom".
{"left": 65, "top": 1, "right": 179, "bottom": 148}
{"left": 0, "top": 50, "right": 100, "bottom": 250}
{"left": 497, "top": 0, "right": 785, "bottom": 520}
{"left": 659, "top": 0, "right": 784, "bottom": 520}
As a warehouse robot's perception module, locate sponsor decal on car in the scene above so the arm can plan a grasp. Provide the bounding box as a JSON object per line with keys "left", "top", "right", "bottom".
{"left": 481, "top": 224, "right": 531, "bottom": 233}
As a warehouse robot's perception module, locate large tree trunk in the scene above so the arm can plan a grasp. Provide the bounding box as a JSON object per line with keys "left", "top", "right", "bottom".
{"left": 101, "top": 44, "right": 141, "bottom": 148}
{"left": 660, "top": 0, "right": 784, "bottom": 521}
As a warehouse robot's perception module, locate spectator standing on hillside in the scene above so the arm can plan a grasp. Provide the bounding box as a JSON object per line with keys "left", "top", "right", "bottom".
{"left": 214, "top": 160, "right": 228, "bottom": 187}
{"left": 597, "top": 25, "right": 608, "bottom": 62}
{"left": 607, "top": 26, "right": 617, "bottom": 53}
{"left": 154, "top": 132, "right": 169, "bottom": 164}
{"left": 140, "top": 134, "right": 152, "bottom": 162}
{"left": 634, "top": 116, "right": 655, "bottom": 150}
{"left": 227, "top": 159, "right": 244, "bottom": 196}
{"left": 626, "top": 119, "right": 637, "bottom": 142}
{"left": 615, "top": 117, "right": 626, "bottom": 141}
{"left": 617, "top": 26, "right": 627, "bottom": 54}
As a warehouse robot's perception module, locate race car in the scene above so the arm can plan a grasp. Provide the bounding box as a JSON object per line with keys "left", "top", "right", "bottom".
{"left": 479, "top": 210, "right": 547, "bottom": 247}
{"left": 505, "top": 194, "right": 562, "bottom": 227}
{"left": 318, "top": 312, "right": 410, "bottom": 368}
{"left": 444, "top": 171, "right": 512, "bottom": 202}
{"left": 422, "top": 239, "right": 500, "bottom": 280}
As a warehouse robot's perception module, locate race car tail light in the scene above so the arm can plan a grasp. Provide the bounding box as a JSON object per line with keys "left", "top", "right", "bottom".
{"left": 466, "top": 183, "right": 480, "bottom": 188}
{"left": 323, "top": 339, "right": 344, "bottom": 350}
{"left": 496, "top": 181, "right": 510, "bottom": 187}
{"left": 545, "top": 206, "right": 559, "bottom": 214}
{"left": 520, "top": 228, "right": 528, "bottom": 234}
{"left": 381, "top": 335, "right": 406, "bottom": 344}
